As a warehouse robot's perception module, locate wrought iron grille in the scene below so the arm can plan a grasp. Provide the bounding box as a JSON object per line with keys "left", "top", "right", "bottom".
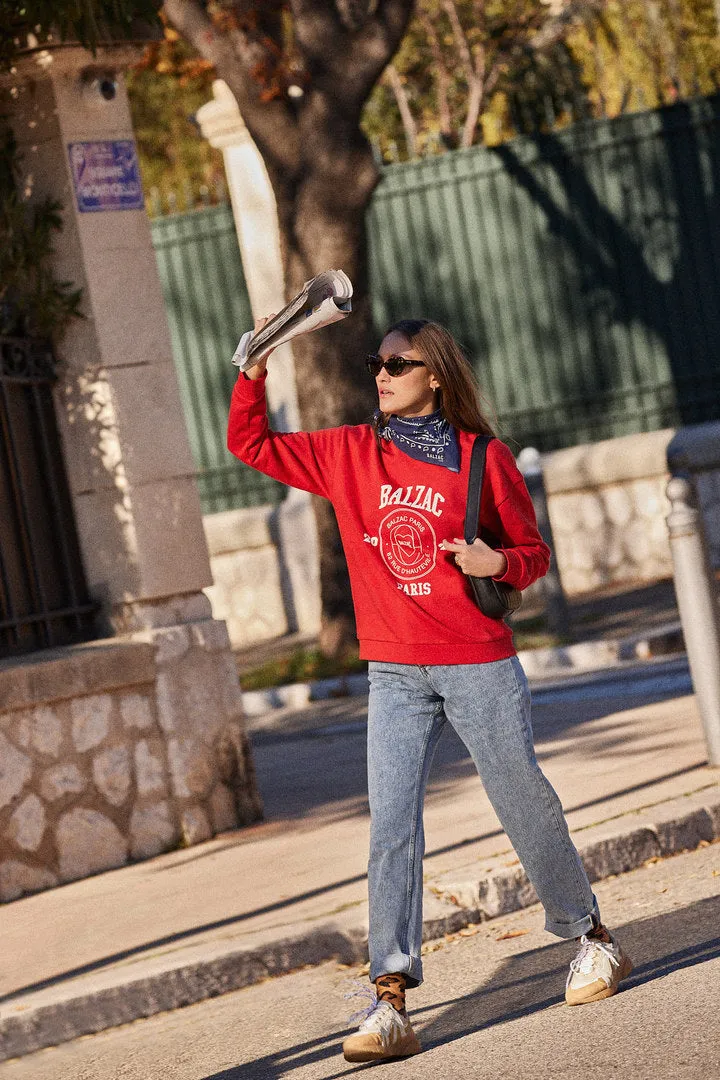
{"left": 0, "top": 336, "right": 97, "bottom": 657}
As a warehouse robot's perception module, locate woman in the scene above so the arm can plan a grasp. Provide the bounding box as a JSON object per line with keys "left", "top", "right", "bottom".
{"left": 228, "top": 318, "right": 631, "bottom": 1064}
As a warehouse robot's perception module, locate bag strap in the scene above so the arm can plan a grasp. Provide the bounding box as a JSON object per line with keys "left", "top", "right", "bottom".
{"left": 464, "top": 435, "right": 494, "bottom": 545}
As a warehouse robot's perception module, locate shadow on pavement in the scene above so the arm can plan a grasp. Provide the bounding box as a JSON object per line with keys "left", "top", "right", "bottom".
{"left": 249, "top": 665, "right": 694, "bottom": 824}
{"left": 205, "top": 894, "right": 720, "bottom": 1079}
{"left": 0, "top": 759, "right": 703, "bottom": 1008}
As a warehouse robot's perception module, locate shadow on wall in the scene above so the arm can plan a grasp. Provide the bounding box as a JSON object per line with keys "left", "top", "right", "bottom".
{"left": 371, "top": 97, "right": 720, "bottom": 451}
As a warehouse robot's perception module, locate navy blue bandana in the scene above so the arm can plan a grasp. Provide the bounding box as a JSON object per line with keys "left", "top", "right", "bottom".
{"left": 375, "top": 409, "right": 460, "bottom": 472}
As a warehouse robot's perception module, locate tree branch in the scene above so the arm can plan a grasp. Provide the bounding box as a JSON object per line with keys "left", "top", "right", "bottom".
{"left": 385, "top": 62, "right": 418, "bottom": 156}
{"left": 418, "top": 7, "right": 453, "bottom": 141}
{"left": 285, "top": 0, "right": 413, "bottom": 127}
{"left": 530, "top": 0, "right": 605, "bottom": 53}
{"left": 162, "top": 0, "right": 301, "bottom": 174}
{"left": 440, "top": 0, "right": 486, "bottom": 147}
{"left": 441, "top": 0, "right": 474, "bottom": 78}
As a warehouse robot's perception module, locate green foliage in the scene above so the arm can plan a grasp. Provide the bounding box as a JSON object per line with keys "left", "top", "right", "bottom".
{"left": 0, "top": 0, "right": 161, "bottom": 69}
{"left": 362, "top": 0, "right": 720, "bottom": 161}
{"left": 0, "top": 127, "right": 83, "bottom": 338}
{"left": 567, "top": 0, "right": 720, "bottom": 116}
{"left": 239, "top": 647, "right": 367, "bottom": 691}
{"left": 126, "top": 25, "right": 224, "bottom": 209}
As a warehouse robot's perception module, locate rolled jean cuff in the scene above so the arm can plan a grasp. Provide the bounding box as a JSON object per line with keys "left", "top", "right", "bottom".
{"left": 369, "top": 951, "right": 423, "bottom": 989}
{"left": 544, "top": 895, "right": 601, "bottom": 940}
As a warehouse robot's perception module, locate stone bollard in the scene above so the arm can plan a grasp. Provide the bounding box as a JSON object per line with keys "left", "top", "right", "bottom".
{"left": 517, "top": 447, "right": 570, "bottom": 638}
{"left": 665, "top": 475, "right": 720, "bottom": 765}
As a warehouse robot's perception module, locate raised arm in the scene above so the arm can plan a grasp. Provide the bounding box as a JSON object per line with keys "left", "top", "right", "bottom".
{"left": 228, "top": 370, "right": 345, "bottom": 500}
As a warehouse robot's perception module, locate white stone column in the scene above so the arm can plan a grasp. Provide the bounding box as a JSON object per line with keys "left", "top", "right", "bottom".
{"left": 6, "top": 45, "right": 212, "bottom": 632}
{"left": 196, "top": 81, "right": 321, "bottom": 636}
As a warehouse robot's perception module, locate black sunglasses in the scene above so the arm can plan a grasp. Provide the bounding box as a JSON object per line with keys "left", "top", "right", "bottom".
{"left": 366, "top": 354, "right": 426, "bottom": 378}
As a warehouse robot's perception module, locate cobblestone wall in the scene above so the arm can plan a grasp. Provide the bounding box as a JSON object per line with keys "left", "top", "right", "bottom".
{"left": 539, "top": 428, "right": 720, "bottom": 596}
{"left": 0, "top": 625, "right": 261, "bottom": 903}
{"left": 541, "top": 430, "right": 675, "bottom": 596}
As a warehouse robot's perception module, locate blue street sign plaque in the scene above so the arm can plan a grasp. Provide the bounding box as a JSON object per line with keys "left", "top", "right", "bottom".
{"left": 68, "top": 140, "right": 144, "bottom": 213}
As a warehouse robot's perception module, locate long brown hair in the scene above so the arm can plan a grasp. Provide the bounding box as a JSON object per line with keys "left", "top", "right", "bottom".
{"left": 372, "top": 319, "right": 496, "bottom": 437}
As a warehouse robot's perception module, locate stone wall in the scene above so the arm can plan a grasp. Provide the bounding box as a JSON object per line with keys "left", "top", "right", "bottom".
{"left": 542, "top": 429, "right": 675, "bottom": 595}
{"left": 0, "top": 47, "right": 263, "bottom": 905}
{"left": 203, "top": 493, "right": 322, "bottom": 650}
{"left": 204, "top": 508, "right": 289, "bottom": 648}
{"left": 0, "top": 626, "right": 261, "bottom": 904}
{"left": 538, "top": 427, "right": 720, "bottom": 597}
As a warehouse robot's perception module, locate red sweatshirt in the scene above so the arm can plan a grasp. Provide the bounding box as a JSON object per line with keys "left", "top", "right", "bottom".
{"left": 228, "top": 374, "right": 550, "bottom": 665}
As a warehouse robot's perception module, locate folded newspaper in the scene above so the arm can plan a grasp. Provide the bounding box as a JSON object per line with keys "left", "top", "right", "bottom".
{"left": 231, "top": 269, "right": 353, "bottom": 372}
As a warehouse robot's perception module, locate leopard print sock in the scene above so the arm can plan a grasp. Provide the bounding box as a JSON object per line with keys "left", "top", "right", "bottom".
{"left": 375, "top": 973, "right": 407, "bottom": 1014}
{"left": 586, "top": 922, "right": 612, "bottom": 943}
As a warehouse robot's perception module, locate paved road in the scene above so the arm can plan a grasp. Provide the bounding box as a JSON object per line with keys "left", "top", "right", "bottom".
{"left": 4, "top": 837, "right": 718, "bottom": 1080}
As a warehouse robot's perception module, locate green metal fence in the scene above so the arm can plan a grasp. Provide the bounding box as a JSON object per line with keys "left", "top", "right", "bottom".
{"left": 368, "top": 95, "right": 720, "bottom": 450}
{"left": 151, "top": 203, "right": 284, "bottom": 514}
{"left": 153, "top": 95, "right": 720, "bottom": 516}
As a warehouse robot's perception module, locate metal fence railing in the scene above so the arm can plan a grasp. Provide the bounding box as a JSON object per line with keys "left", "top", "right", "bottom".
{"left": 150, "top": 203, "right": 284, "bottom": 514}
{"left": 151, "top": 95, "right": 720, "bottom": 515}
{"left": 0, "top": 337, "right": 96, "bottom": 658}
{"left": 368, "top": 94, "right": 720, "bottom": 451}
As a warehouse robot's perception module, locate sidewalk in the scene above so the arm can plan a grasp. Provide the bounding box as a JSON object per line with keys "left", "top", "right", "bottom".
{"left": 240, "top": 579, "right": 684, "bottom": 715}
{"left": 1, "top": 585, "right": 719, "bottom": 1063}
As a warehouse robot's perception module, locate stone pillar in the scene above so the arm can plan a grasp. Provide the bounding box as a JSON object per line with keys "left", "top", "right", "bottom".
{"left": 4, "top": 46, "right": 261, "bottom": 839}
{"left": 196, "top": 81, "right": 321, "bottom": 637}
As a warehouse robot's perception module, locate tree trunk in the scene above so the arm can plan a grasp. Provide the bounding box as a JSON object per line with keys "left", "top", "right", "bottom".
{"left": 163, "top": 0, "right": 415, "bottom": 653}
{"left": 232, "top": 76, "right": 380, "bottom": 652}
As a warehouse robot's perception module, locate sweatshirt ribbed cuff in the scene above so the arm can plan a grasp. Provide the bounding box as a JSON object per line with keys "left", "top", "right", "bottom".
{"left": 493, "top": 546, "right": 523, "bottom": 588}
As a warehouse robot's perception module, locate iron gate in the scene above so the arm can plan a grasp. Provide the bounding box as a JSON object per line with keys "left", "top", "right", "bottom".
{"left": 0, "top": 337, "right": 96, "bottom": 657}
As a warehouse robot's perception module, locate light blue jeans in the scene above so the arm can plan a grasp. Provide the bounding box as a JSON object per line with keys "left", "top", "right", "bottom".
{"left": 367, "top": 657, "right": 599, "bottom": 987}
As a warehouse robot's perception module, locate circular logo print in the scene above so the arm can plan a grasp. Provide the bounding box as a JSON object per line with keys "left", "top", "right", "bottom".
{"left": 378, "top": 508, "right": 437, "bottom": 581}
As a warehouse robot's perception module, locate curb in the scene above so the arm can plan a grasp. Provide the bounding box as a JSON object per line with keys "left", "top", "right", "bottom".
{"left": 1, "top": 783, "right": 717, "bottom": 1062}
{"left": 241, "top": 623, "right": 685, "bottom": 717}
{"left": 242, "top": 672, "right": 370, "bottom": 717}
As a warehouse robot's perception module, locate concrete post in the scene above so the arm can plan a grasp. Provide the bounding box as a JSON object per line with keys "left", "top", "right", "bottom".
{"left": 196, "top": 80, "right": 321, "bottom": 637}
{"left": 517, "top": 447, "right": 570, "bottom": 637}
{"left": 665, "top": 475, "right": 720, "bottom": 765}
{"left": 3, "top": 45, "right": 263, "bottom": 839}
{"left": 5, "top": 46, "right": 212, "bottom": 630}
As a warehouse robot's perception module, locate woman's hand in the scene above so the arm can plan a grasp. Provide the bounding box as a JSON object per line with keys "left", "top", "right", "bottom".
{"left": 440, "top": 537, "right": 507, "bottom": 578}
{"left": 244, "top": 314, "right": 277, "bottom": 380}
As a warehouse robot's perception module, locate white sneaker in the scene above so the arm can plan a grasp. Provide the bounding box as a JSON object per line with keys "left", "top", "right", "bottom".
{"left": 566, "top": 932, "right": 633, "bottom": 1005}
{"left": 342, "top": 1000, "right": 422, "bottom": 1062}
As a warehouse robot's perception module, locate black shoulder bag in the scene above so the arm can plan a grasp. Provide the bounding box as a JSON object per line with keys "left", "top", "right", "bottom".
{"left": 463, "top": 435, "right": 523, "bottom": 620}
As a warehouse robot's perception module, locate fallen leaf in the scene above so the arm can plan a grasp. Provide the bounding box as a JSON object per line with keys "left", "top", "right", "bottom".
{"left": 458, "top": 926, "right": 480, "bottom": 937}
{"left": 658, "top": 887, "right": 668, "bottom": 893}
{"left": 496, "top": 929, "right": 530, "bottom": 941}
